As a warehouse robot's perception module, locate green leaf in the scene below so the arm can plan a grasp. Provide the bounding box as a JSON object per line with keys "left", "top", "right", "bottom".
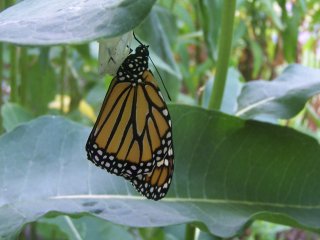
{"left": 38, "top": 215, "right": 134, "bottom": 240}
{"left": 29, "top": 221, "right": 69, "bottom": 240}
{"left": 236, "top": 64, "right": 320, "bottom": 120}
{"left": 0, "top": 0, "right": 156, "bottom": 45}
{"left": 1, "top": 104, "right": 320, "bottom": 238}
{"left": 249, "top": 221, "right": 290, "bottom": 240}
{"left": 25, "top": 48, "right": 57, "bottom": 114}
{"left": 260, "top": 0, "right": 284, "bottom": 30}
{"left": 249, "top": 40, "right": 264, "bottom": 78}
{"left": 1, "top": 102, "right": 33, "bottom": 132}
{"left": 281, "top": 3, "right": 302, "bottom": 63}
{"left": 139, "top": 227, "right": 166, "bottom": 240}
{"left": 199, "top": 0, "right": 222, "bottom": 61}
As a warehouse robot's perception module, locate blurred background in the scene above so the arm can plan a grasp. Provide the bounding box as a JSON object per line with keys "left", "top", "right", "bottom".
{"left": 1, "top": 0, "right": 320, "bottom": 239}
{"left": 1, "top": 0, "right": 320, "bottom": 135}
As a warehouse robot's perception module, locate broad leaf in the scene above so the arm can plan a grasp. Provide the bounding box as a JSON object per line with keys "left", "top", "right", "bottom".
{"left": 0, "top": 0, "right": 156, "bottom": 45}
{"left": 237, "top": 64, "right": 320, "bottom": 120}
{"left": 1, "top": 104, "right": 320, "bottom": 238}
{"left": 1, "top": 102, "right": 33, "bottom": 132}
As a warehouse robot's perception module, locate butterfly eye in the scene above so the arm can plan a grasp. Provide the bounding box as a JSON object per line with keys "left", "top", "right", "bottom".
{"left": 86, "top": 39, "right": 174, "bottom": 200}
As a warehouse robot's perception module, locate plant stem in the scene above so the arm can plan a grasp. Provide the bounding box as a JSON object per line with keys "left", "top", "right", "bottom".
{"left": 19, "top": 47, "right": 28, "bottom": 104}
{"left": 0, "top": 2, "right": 4, "bottom": 133}
{"left": 170, "top": 0, "right": 176, "bottom": 10}
{"left": 60, "top": 46, "right": 67, "bottom": 114}
{"left": 208, "top": 0, "right": 236, "bottom": 110}
{"left": 185, "top": 224, "right": 196, "bottom": 240}
{"left": 9, "top": 45, "right": 18, "bottom": 102}
{"left": 7, "top": 0, "right": 18, "bottom": 104}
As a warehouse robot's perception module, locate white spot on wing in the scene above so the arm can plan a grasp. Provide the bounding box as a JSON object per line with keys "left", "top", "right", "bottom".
{"left": 157, "top": 160, "right": 164, "bottom": 167}
{"left": 164, "top": 159, "right": 169, "bottom": 166}
{"left": 162, "top": 109, "right": 168, "bottom": 116}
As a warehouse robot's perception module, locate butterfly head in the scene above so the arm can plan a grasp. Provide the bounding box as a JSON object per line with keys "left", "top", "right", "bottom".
{"left": 135, "top": 44, "right": 149, "bottom": 57}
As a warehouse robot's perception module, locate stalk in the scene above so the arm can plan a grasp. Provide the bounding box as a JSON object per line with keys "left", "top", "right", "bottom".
{"left": 0, "top": 1, "right": 4, "bottom": 133}
{"left": 9, "top": 45, "right": 18, "bottom": 102}
{"left": 60, "top": 47, "right": 67, "bottom": 114}
{"left": 208, "top": 0, "right": 237, "bottom": 110}
{"left": 19, "top": 47, "right": 28, "bottom": 104}
{"left": 185, "top": 224, "right": 196, "bottom": 240}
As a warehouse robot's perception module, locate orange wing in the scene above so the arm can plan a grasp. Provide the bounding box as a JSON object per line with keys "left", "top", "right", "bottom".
{"left": 86, "top": 71, "right": 173, "bottom": 181}
{"left": 131, "top": 146, "right": 174, "bottom": 200}
{"left": 86, "top": 43, "right": 174, "bottom": 200}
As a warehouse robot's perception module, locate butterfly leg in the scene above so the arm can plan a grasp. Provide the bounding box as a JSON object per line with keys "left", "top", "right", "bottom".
{"left": 127, "top": 45, "right": 133, "bottom": 54}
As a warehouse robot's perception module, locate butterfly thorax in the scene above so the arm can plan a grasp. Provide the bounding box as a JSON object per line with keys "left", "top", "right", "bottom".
{"left": 116, "top": 45, "right": 149, "bottom": 83}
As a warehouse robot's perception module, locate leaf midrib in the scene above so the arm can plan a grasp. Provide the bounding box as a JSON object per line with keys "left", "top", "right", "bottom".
{"left": 236, "top": 97, "right": 276, "bottom": 116}
{"left": 47, "top": 194, "right": 320, "bottom": 209}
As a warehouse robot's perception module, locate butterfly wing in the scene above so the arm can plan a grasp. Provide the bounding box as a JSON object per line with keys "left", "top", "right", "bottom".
{"left": 86, "top": 70, "right": 174, "bottom": 183}
{"left": 86, "top": 76, "right": 141, "bottom": 178}
{"left": 86, "top": 42, "right": 174, "bottom": 200}
{"left": 131, "top": 145, "right": 174, "bottom": 200}
{"left": 129, "top": 70, "right": 174, "bottom": 200}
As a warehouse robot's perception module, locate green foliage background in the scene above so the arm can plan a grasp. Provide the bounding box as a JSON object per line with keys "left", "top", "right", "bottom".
{"left": 1, "top": 0, "right": 320, "bottom": 239}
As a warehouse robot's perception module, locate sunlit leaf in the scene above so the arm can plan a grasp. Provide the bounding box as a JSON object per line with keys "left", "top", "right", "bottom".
{"left": 0, "top": 0, "right": 156, "bottom": 45}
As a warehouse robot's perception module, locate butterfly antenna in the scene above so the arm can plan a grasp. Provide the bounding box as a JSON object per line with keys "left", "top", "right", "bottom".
{"left": 149, "top": 56, "right": 171, "bottom": 101}
{"left": 133, "top": 32, "right": 144, "bottom": 46}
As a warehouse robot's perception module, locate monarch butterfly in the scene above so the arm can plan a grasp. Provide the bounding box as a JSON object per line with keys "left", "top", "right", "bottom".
{"left": 86, "top": 35, "right": 174, "bottom": 200}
